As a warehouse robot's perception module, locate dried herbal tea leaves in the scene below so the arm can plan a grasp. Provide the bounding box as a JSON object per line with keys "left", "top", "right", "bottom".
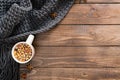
{"left": 20, "top": 73, "right": 27, "bottom": 79}
{"left": 14, "top": 43, "right": 32, "bottom": 62}
{"left": 26, "top": 64, "right": 33, "bottom": 71}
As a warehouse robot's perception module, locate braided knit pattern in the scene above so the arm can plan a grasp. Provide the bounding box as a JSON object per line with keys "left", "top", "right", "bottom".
{"left": 0, "top": 0, "right": 74, "bottom": 80}
{"left": 0, "top": 0, "right": 32, "bottom": 38}
{"left": 0, "top": 44, "right": 20, "bottom": 80}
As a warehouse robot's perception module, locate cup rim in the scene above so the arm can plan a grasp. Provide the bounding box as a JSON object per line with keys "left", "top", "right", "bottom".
{"left": 12, "top": 42, "right": 35, "bottom": 64}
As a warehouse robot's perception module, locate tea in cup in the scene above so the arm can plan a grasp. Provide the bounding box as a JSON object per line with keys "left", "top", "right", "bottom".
{"left": 12, "top": 35, "right": 35, "bottom": 64}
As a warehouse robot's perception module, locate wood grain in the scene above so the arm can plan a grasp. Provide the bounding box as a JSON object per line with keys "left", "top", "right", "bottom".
{"left": 75, "top": 0, "right": 120, "bottom": 4}
{"left": 60, "top": 4, "right": 120, "bottom": 24}
{"left": 20, "top": 3, "right": 120, "bottom": 80}
{"left": 27, "top": 68, "right": 120, "bottom": 80}
{"left": 29, "top": 47, "right": 120, "bottom": 68}
{"left": 34, "top": 25, "right": 120, "bottom": 46}
{"left": 88, "top": 0, "right": 120, "bottom": 3}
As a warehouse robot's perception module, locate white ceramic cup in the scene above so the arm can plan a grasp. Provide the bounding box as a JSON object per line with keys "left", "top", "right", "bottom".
{"left": 12, "top": 34, "right": 35, "bottom": 64}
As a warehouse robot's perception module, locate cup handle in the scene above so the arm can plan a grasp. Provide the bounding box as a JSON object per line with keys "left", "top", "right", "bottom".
{"left": 26, "top": 34, "right": 34, "bottom": 44}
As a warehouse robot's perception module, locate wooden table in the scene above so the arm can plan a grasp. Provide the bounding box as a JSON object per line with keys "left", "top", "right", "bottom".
{"left": 21, "top": 0, "right": 120, "bottom": 79}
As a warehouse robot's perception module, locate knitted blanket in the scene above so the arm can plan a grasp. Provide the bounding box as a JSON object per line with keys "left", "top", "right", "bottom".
{"left": 0, "top": 0, "right": 74, "bottom": 80}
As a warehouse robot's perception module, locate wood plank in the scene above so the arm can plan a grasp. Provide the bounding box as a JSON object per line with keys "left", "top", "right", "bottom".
{"left": 87, "top": 0, "right": 120, "bottom": 3}
{"left": 31, "top": 47, "right": 120, "bottom": 68}
{"left": 34, "top": 25, "right": 120, "bottom": 46}
{"left": 75, "top": 0, "right": 80, "bottom": 4}
{"left": 75, "top": 0, "right": 87, "bottom": 4}
{"left": 75, "top": 0, "right": 120, "bottom": 4}
{"left": 27, "top": 68, "right": 120, "bottom": 80}
{"left": 60, "top": 4, "right": 120, "bottom": 24}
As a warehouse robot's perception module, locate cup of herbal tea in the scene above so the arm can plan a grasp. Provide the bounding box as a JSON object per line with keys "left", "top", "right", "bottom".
{"left": 12, "top": 34, "right": 35, "bottom": 64}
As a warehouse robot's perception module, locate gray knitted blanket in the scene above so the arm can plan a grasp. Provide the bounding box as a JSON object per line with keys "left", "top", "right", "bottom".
{"left": 0, "top": 0, "right": 74, "bottom": 80}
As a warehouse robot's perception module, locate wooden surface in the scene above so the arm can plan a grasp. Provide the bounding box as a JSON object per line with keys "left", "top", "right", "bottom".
{"left": 27, "top": 68, "right": 120, "bottom": 80}
{"left": 21, "top": 0, "right": 120, "bottom": 80}
{"left": 60, "top": 4, "right": 120, "bottom": 24}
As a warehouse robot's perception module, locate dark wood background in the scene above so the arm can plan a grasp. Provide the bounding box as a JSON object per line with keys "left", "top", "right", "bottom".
{"left": 21, "top": 0, "right": 120, "bottom": 79}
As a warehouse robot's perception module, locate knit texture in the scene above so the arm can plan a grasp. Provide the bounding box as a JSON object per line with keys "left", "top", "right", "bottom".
{"left": 0, "top": 0, "right": 74, "bottom": 80}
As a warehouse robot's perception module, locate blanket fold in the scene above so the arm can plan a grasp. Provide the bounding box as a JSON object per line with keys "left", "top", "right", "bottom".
{"left": 0, "top": 0, "right": 32, "bottom": 38}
